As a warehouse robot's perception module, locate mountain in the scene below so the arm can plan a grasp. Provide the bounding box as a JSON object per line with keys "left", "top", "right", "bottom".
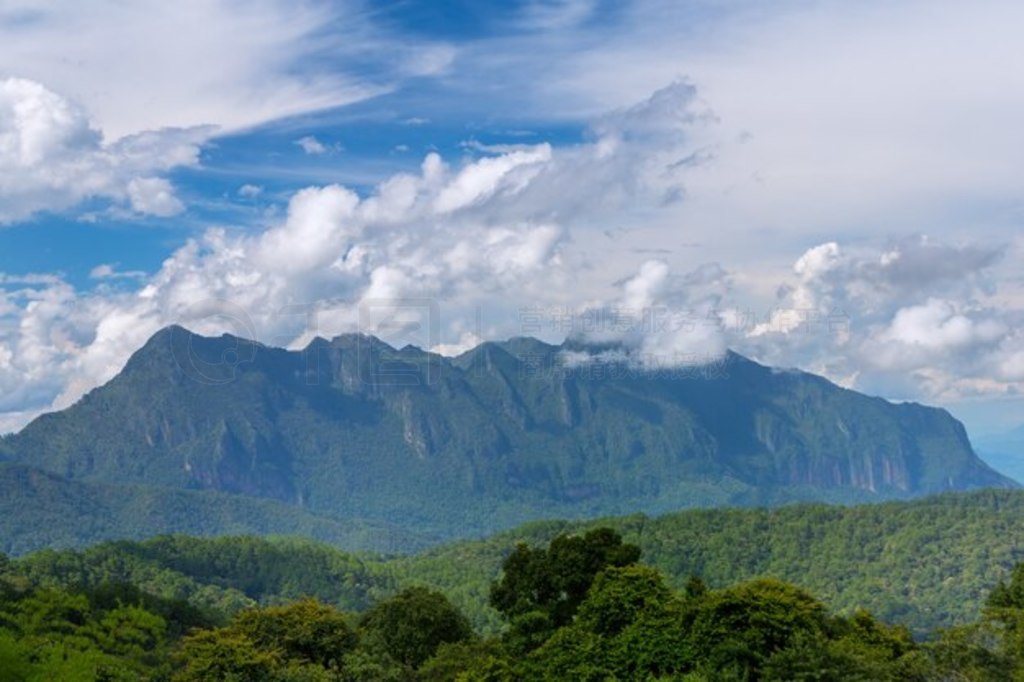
{"left": 0, "top": 325, "right": 1013, "bottom": 540}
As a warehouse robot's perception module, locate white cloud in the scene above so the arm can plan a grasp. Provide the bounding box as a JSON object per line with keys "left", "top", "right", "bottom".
{"left": 431, "top": 331, "right": 484, "bottom": 357}
{"left": 0, "top": 0, "right": 457, "bottom": 225}
{"left": 433, "top": 145, "right": 552, "bottom": 214}
{"left": 0, "top": 272, "right": 63, "bottom": 286}
{"left": 295, "top": 136, "right": 328, "bottom": 155}
{"left": 449, "top": 0, "right": 1024, "bottom": 267}
{"left": 1, "top": 70, "right": 1023, "bottom": 433}
{"left": 126, "top": 177, "right": 185, "bottom": 217}
{"left": 89, "top": 264, "right": 147, "bottom": 281}
{"left": 0, "top": 81, "right": 720, "bottom": 431}
{"left": 621, "top": 260, "right": 669, "bottom": 312}
{"left": 0, "top": 1, "right": 450, "bottom": 140}
{"left": 0, "top": 78, "right": 204, "bottom": 222}
{"left": 738, "top": 235, "right": 1021, "bottom": 403}
{"left": 999, "top": 347, "right": 1024, "bottom": 382}
{"left": 238, "top": 184, "right": 264, "bottom": 198}
{"left": 882, "top": 299, "right": 1000, "bottom": 352}
{"left": 566, "top": 258, "right": 728, "bottom": 368}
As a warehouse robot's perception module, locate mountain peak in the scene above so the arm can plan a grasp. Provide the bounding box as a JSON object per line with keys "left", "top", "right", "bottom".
{"left": 494, "top": 336, "right": 560, "bottom": 358}
{"left": 328, "top": 332, "right": 396, "bottom": 351}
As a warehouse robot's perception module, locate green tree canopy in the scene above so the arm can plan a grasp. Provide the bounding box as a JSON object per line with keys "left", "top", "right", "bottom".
{"left": 232, "top": 598, "right": 358, "bottom": 668}
{"left": 360, "top": 586, "right": 473, "bottom": 669}
{"left": 490, "top": 527, "right": 641, "bottom": 627}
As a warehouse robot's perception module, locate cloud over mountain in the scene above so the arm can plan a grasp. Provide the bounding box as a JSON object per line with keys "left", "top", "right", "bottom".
{"left": 0, "top": 78, "right": 207, "bottom": 222}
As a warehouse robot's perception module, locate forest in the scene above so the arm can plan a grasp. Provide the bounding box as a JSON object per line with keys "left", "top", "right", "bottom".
{"left": 2, "top": 526, "right": 1024, "bottom": 680}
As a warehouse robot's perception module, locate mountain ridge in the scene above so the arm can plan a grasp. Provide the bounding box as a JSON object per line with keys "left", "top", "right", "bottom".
{"left": 0, "top": 325, "right": 1013, "bottom": 541}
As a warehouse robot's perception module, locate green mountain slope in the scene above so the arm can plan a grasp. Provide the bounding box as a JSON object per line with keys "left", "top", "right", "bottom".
{"left": 1, "top": 325, "right": 1012, "bottom": 539}
{"left": 0, "top": 463, "right": 431, "bottom": 556}
{"left": 8, "top": 534, "right": 397, "bottom": 615}
{"left": 8, "top": 489, "right": 1024, "bottom": 637}
{"left": 390, "top": 488, "right": 1024, "bottom": 635}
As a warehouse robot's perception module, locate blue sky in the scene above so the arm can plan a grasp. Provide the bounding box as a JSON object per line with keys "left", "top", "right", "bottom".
{"left": 1, "top": 0, "right": 1024, "bottom": 438}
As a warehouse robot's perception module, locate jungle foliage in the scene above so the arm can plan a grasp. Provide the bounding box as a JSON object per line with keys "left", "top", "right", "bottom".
{"left": 4, "top": 528, "right": 1024, "bottom": 680}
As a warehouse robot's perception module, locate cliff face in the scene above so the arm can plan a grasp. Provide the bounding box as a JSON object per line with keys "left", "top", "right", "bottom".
{"left": 2, "top": 326, "right": 1013, "bottom": 537}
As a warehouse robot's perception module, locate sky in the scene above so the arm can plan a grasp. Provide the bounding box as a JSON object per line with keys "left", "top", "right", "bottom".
{"left": 1, "top": 0, "right": 1024, "bottom": 437}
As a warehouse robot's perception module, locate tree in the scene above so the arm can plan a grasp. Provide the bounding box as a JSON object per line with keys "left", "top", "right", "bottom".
{"left": 360, "top": 586, "right": 473, "bottom": 669}
{"left": 529, "top": 565, "right": 679, "bottom": 679}
{"left": 575, "top": 565, "right": 672, "bottom": 637}
{"left": 928, "top": 623, "right": 1012, "bottom": 681}
{"left": 173, "top": 598, "right": 357, "bottom": 681}
{"left": 173, "top": 628, "right": 281, "bottom": 682}
{"left": 0, "top": 631, "right": 33, "bottom": 682}
{"left": 232, "top": 598, "right": 357, "bottom": 668}
{"left": 987, "top": 562, "right": 1024, "bottom": 614}
{"left": 490, "top": 528, "right": 641, "bottom": 627}
{"left": 685, "top": 578, "right": 829, "bottom": 679}
{"left": 685, "top": 575, "right": 709, "bottom": 599}
{"left": 418, "top": 640, "right": 507, "bottom": 681}
{"left": 982, "top": 561, "right": 1024, "bottom": 676}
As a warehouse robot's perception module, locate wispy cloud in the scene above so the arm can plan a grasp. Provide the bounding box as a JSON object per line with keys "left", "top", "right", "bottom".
{"left": 89, "top": 264, "right": 147, "bottom": 281}
{"left": 0, "top": 0, "right": 456, "bottom": 139}
{"left": 238, "top": 184, "right": 264, "bottom": 199}
{"left": 295, "top": 136, "right": 328, "bottom": 155}
{"left": 294, "top": 135, "right": 344, "bottom": 156}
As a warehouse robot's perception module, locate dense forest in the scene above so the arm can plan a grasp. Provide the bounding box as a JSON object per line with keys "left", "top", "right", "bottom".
{"left": 3, "top": 528, "right": 1024, "bottom": 680}
{"left": 0, "top": 463, "right": 431, "bottom": 556}
{"left": 5, "top": 489, "right": 1024, "bottom": 640}
{"left": 391, "top": 488, "right": 1024, "bottom": 636}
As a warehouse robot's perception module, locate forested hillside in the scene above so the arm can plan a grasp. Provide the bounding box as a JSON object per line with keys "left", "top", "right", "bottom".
{"left": 3, "top": 528, "right": 1024, "bottom": 680}
{"left": 0, "top": 463, "right": 432, "bottom": 556}
{"left": 6, "top": 488, "right": 1024, "bottom": 638}
{"left": 388, "top": 488, "right": 1024, "bottom": 635}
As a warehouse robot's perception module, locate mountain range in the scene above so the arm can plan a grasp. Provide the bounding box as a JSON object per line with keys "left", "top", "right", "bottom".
{"left": 0, "top": 325, "right": 1013, "bottom": 551}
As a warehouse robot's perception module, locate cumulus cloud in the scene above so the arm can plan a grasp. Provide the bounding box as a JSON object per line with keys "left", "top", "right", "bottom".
{"left": 738, "top": 235, "right": 1019, "bottom": 402}
{"left": 0, "top": 81, "right": 718, "bottom": 431}
{"left": 752, "top": 236, "right": 1004, "bottom": 336}
{"left": 0, "top": 152, "right": 568, "bottom": 429}
{"left": 564, "top": 258, "right": 729, "bottom": 369}
{"left": 3, "top": 72, "right": 1021, "bottom": 433}
{"left": 126, "top": 178, "right": 185, "bottom": 217}
{"left": 0, "top": 78, "right": 205, "bottom": 222}
{"left": 881, "top": 299, "right": 1003, "bottom": 352}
